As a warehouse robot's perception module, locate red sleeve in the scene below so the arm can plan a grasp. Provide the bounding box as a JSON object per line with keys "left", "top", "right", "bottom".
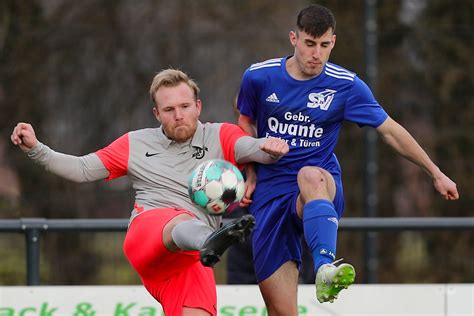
{"left": 219, "top": 123, "right": 249, "bottom": 168}
{"left": 95, "top": 133, "right": 129, "bottom": 180}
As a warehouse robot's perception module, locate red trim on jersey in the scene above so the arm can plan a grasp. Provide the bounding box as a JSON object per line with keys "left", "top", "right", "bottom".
{"left": 134, "top": 203, "right": 145, "bottom": 215}
{"left": 95, "top": 133, "right": 129, "bottom": 180}
{"left": 219, "top": 123, "right": 249, "bottom": 168}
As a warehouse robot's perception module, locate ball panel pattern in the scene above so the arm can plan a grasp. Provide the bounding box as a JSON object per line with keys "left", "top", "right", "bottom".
{"left": 188, "top": 159, "right": 245, "bottom": 216}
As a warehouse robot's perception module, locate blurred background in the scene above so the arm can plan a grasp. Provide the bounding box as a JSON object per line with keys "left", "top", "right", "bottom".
{"left": 0, "top": 0, "right": 472, "bottom": 285}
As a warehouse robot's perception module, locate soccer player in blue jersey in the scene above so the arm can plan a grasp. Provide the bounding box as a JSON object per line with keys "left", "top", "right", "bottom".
{"left": 236, "top": 4, "right": 459, "bottom": 314}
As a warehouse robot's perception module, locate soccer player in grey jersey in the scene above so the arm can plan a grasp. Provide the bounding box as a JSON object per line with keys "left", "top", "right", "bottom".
{"left": 11, "top": 68, "right": 289, "bottom": 316}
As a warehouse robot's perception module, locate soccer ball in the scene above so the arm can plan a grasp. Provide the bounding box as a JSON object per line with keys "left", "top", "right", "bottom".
{"left": 188, "top": 159, "right": 245, "bottom": 216}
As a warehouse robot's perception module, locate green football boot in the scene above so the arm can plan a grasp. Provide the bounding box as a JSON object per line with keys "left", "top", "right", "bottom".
{"left": 316, "top": 259, "right": 356, "bottom": 303}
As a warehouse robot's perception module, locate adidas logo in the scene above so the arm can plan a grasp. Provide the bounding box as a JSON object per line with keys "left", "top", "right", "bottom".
{"left": 320, "top": 248, "right": 336, "bottom": 259}
{"left": 265, "top": 93, "right": 279, "bottom": 103}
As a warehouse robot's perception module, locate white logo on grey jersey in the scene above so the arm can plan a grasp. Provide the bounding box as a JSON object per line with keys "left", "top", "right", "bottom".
{"left": 192, "top": 146, "right": 208, "bottom": 159}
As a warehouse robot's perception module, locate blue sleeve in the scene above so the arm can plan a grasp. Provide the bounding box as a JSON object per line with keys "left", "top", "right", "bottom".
{"left": 237, "top": 69, "right": 258, "bottom": 121}
{"left": 344, "top": 77, "right": 388, "bottom": 128}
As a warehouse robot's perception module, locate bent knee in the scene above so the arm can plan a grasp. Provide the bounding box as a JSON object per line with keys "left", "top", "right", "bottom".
{"left": 297, "top": 166, "right": 326, "bottom": 188}
{"left": 297, "top": 166, "right": 335, "bottom": 203}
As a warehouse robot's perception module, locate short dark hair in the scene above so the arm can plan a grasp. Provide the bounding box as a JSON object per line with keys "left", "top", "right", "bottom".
{"left": 296, "top": 4, "right": 336, "bottom": 38}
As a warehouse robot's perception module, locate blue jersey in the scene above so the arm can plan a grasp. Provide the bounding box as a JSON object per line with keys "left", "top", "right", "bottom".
{"left": 237, "top": 56, "right": 388, "bottom": 209}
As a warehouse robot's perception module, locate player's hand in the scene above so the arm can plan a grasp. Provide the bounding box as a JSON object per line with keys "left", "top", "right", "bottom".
{"left": 11, "top": 122, "right": 38, "bottom": 153}
{"left": 260, "top": 137, "right": 289, "bottom": 159}
{"left": 240, "top": 165, "right": 256, "bottom": 208}
{"left": 433, "top": 172, "right": 459, "bottom": 200}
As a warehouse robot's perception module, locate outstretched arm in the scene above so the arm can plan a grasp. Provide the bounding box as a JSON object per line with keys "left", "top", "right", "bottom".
{"left": 233, "top": 136, "right": 288, "bottom": 207}
{"left": 376, "top": 117, "right": 459, "bottom": 200}
{"left": 11, "top": 122, "right": 109, "bottom": 182}
{"left": 234, "top": 136, "right": 289, "bottom": 164}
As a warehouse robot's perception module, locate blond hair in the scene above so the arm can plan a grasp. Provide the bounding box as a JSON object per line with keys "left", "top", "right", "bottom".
{"left": 149, "top": 69, "right": 200, "bottom": 105}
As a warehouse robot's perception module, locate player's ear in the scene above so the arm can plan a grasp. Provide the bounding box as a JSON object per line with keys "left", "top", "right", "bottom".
{"left": 153, "top": 106, "right": 161, "bottom": 123}
{"left": 196, "top": 99, "right": 202, "bottom": 116}
{"left": 289, "top": 31, "right": 297, "bottom": 47}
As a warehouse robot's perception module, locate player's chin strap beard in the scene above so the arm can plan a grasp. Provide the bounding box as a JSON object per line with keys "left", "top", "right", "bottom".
{"left": 162, "top": 126, "right": 195, "bottom": 144}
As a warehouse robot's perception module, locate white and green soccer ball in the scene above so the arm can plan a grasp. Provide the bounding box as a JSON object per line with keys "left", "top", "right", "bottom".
{"left": 188, "top": 159, "right": 245, "bottom": 216}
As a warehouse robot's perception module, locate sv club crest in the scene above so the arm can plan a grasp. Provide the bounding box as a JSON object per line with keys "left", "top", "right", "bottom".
{"left": 307, "top": 89, "right": 337, "bottom": 110}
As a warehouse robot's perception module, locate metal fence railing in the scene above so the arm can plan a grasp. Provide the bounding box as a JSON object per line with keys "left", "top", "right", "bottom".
{"left": 0, "top": 217, "right": 473, "bottom": 285}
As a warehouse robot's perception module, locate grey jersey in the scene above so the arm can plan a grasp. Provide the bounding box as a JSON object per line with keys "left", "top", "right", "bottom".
{"left": 96, "top": 121, "right": 248, "bottom": 229}
{"left": 27, "top": 121, "right": 281, "bottom": 229}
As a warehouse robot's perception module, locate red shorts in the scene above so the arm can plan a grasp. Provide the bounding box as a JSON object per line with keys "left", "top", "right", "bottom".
{"left": 123, "top": 208, "right": 216, "bottom": 316}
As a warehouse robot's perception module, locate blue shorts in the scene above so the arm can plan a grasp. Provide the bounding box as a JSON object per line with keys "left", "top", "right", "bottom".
{"left": 251, "top": 182, "right": 344, "bottom": 282}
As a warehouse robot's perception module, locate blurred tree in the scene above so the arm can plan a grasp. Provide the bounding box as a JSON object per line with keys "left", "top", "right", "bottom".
{"left": 0, "top": 0, "right": 471, "bottom": 285}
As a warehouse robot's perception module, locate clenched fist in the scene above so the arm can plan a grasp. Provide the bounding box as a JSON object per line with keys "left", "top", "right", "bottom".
{"left": 259, "top": 137, "right": 289, "bottom": 159}
{"left": 11, "top": 122, "right": 38, "bottom": 152}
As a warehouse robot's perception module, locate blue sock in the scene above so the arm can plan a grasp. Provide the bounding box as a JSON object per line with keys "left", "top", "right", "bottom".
{"left": 303, "top": 199, "right": 339, "bottom": 272}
